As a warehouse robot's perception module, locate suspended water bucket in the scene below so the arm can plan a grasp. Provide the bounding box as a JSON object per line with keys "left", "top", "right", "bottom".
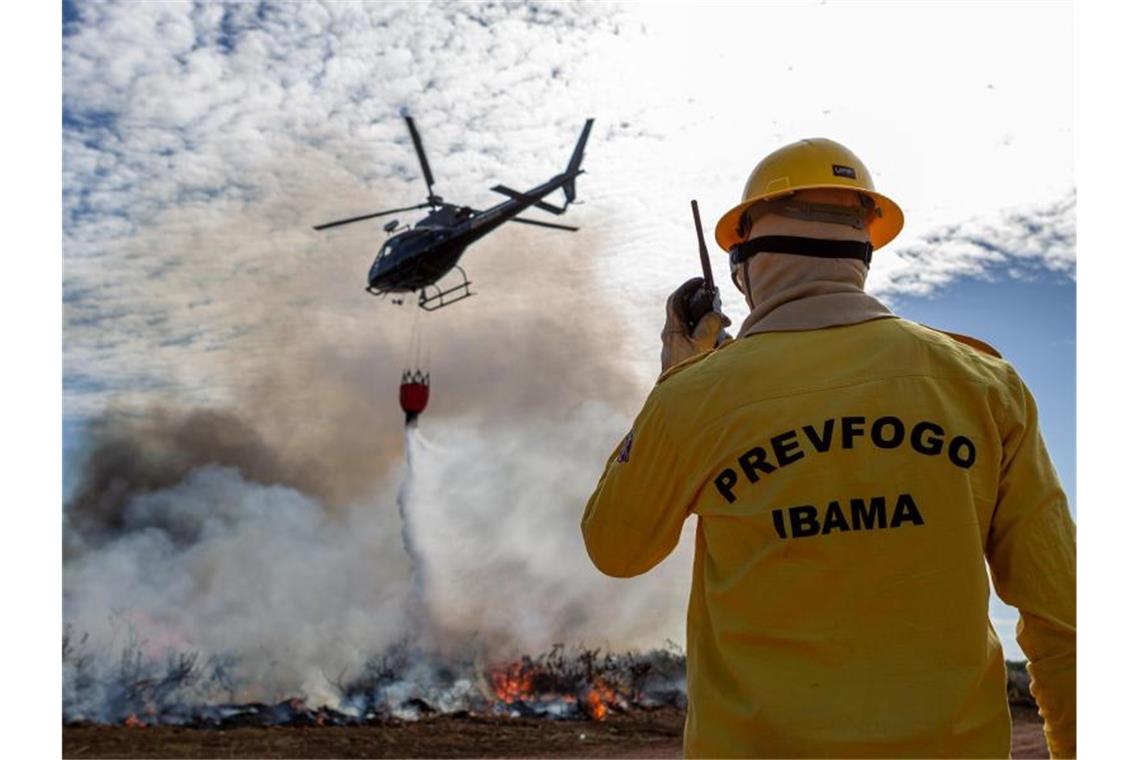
{"left": 400, "top": 369, "right": 430, "bottom": 425}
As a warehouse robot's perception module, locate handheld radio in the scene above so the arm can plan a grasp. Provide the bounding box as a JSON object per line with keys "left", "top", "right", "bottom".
{"left": 682, "top": 199, "right": 719, "bottom": 332}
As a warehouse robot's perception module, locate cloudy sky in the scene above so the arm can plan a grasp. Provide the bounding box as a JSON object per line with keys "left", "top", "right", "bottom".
{"left": 62, "top": 1, "right": 1073, "bottom": 664}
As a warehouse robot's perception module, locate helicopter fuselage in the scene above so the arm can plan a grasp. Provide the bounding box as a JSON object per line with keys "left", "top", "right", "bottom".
{"left": 314, "top": 116, "right": 593, "bottom": 309}
{"left": 366, "top": 170, "right": 578, "bottom": 294}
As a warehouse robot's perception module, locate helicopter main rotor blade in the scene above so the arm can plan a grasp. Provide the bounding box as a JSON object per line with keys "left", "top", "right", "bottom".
{"left": 404, "top": 116, "right": 436, "bottom": 201}
{"left": 510, "top": 217, "right": 579, "bottom": 232}
{"left": 312, "top": 203, "right": 430, "bottom": 231}
{"left": 491, "top": 184, "right": 565, "bottom": 215}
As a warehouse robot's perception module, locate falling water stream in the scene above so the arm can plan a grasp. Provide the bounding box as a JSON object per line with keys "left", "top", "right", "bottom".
{"left": 396, "top": 421, "right": 430, "bottom": 636}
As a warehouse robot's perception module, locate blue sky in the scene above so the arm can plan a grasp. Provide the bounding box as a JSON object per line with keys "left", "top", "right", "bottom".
{"left": 61, "top": 1, "right": 1073, "bottom": 667}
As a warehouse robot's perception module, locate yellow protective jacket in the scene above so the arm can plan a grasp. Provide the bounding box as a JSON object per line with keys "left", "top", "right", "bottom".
{"left": 582, "top": 318, "right": 1075, "bottom": 758}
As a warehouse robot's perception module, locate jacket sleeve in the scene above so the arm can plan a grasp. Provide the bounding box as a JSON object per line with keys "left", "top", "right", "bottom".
{"left": 986, "top": 369, "right": 1077, "bottom": 758}
{"left": 581, "top": 391, "right": 692, "bottom": 578}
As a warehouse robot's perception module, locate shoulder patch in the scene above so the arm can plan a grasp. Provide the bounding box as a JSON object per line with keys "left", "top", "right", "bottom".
{"left": 922, "top": 325, "right": 1002, "bottom": 358}
{"left": 616, "top": 431, "right": 633, "bottom": 463}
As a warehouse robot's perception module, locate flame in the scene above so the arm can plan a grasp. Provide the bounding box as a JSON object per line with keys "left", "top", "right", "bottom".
{"left": 123, "top": 714, "right": 144, "bottom": 728}
{"left": 488, "top": 660, "right": 623, "bottom": 722}
{"left": 584, "top": 678, "right": 617, "bottom": 722}
{"left": 490, "top": 661, "right": 535, "bottom": 703}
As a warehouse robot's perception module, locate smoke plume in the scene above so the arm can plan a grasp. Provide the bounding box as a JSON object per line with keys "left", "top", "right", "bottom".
{"left": 64, "top": 151, "right": 695, "bottom": 714}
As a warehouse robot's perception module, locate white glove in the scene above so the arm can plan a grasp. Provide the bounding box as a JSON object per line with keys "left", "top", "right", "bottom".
{"left": 661, "top": 277, "right": 732, "bottom": 373}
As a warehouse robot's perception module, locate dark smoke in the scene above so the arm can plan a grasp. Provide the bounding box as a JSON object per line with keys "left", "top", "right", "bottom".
{"left": 66, "top": 409, "right": 306, "bottom": 555}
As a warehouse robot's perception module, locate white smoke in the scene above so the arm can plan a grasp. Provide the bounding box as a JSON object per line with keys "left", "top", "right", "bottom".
{"left": 63, "top": 463, "right": 413, "bottom": 710}
{"left": 62, "top": 400, "right": 696, "bottom": 720}
{"left": 412, "top": 403, "right": 694, "bottom": 658}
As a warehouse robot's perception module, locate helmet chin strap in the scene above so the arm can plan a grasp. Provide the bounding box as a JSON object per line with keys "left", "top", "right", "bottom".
{"left": 731, "top": 236, "right": 873, "bottom": 267}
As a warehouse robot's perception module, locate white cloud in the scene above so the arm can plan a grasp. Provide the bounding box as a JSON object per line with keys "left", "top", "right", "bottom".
{"left": 869, "top": 191, "right": 1076, "bottom": 299}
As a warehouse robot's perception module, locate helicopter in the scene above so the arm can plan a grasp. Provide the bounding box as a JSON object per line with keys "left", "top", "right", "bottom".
{"left": 313, "top": 116, "right": 595, "bottom": 311}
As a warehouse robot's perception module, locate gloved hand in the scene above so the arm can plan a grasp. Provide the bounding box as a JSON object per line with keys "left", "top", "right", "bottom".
{"left": 661, "top": 277, "right": 732, "bottom": 373}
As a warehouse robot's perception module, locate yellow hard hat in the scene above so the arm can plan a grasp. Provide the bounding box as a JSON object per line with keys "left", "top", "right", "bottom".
{"left": 714, "top": 138, "right": 904, "bottom": 252}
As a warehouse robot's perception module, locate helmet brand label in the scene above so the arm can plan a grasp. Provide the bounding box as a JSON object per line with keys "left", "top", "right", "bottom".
{"left": 832, "top": 164, "right": 857, "bottom": 179}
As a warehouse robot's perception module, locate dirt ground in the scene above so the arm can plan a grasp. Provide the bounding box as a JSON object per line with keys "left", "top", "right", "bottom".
{"left": 63, "top": 705, "right": 1048, "bottom": 759}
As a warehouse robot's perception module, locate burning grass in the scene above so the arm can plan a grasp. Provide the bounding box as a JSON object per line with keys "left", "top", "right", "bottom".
{"left": 63, "top": 627, "right": 686, "bottom": 728}
{"left": 63, "top": 626, "right": 1038, "bottom": 745}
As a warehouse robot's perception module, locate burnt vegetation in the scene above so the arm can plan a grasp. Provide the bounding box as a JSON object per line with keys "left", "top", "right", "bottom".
{"left": 63, "top": 629, "right": 1032, "bottom": 728}
{"left": 64, "top": 630, "right": 686, "bottom": 728}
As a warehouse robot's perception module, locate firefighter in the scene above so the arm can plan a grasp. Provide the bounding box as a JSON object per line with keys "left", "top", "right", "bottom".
{"left": 581, "top": 138, "right": 1076, "bottom": 758}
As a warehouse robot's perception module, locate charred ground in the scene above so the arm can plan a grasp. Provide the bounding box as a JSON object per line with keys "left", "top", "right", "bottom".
{"left": 62, "top": 705, "right": 1048, "bottom": 759}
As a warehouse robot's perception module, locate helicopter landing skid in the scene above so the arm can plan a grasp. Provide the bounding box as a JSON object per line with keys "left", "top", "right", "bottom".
{"left": 418, "top": 266, "right": 474, "bottom": 311}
